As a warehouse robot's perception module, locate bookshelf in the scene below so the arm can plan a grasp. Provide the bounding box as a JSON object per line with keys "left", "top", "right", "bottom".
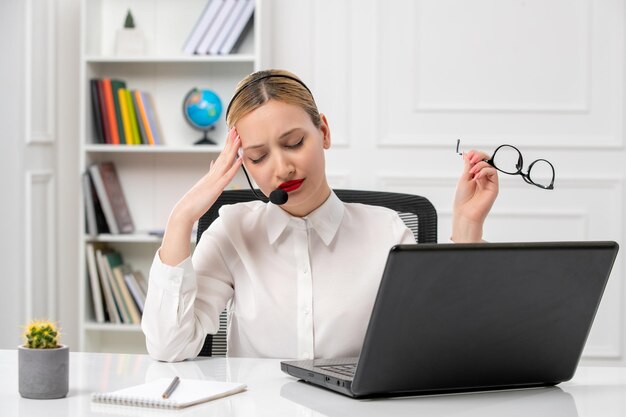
{"left": 78, "top": 0, "right": 268, "bottom": 353}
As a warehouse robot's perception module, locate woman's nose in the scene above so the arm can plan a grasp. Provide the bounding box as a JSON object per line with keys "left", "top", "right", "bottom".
{"left": 274, "top": 153, "right": 295, "bottom": 180}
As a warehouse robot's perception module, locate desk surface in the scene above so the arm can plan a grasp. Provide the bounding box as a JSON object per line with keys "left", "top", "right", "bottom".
{"left": 1, "top": 349, "right": 625, "bottom": 416}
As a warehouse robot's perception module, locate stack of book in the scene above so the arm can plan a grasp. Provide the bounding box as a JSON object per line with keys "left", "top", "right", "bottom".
{"left": 183, "top": 0, "right": 255, "bottom": 55}
{"left": 90, "top": 78, "right": 164, "bottom": 145}
{"left": 83, "top": 161, "right": 135, "bottom": 236}
{"left": 86, "top": 244, "right": 147, "bottom": 324}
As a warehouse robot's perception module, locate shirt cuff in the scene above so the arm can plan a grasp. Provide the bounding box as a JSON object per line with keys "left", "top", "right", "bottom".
{"left": 149, "top": 249, "right": 197, "bottom": 294}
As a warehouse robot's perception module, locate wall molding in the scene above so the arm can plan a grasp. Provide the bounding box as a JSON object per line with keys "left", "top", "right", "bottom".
{"left": 24, "top": 171, "right": 56, "bottom": 321}
{"left": 24, "top": 0, "right": 56, "bottom": 145}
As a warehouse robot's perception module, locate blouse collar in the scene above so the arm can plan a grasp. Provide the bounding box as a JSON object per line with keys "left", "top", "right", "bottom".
{"left": 266, "top": 190, "right": 345, "bottom": 246}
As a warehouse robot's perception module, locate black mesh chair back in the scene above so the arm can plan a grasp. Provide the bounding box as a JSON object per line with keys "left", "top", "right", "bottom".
{"left": 195, "top": 189, "right": 437, "bottom": 357}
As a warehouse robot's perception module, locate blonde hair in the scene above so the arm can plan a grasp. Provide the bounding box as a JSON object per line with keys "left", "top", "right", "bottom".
{"left": 226, "top": 69, "right": 321, "bottom": 129}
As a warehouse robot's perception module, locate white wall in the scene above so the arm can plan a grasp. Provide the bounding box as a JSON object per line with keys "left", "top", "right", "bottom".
{"left": 270, "top": 0, "right": 626, "bottom": 365}
{"left": 2, "top": 0, "right": 624, "bottom": 365}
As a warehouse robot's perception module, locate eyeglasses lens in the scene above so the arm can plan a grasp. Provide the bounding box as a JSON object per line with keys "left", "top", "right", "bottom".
{"left": 528, "top": 160, "right": 554, "bottom": 188}
{"left": 492, "top": 146, "right": 522, "bottom": 175}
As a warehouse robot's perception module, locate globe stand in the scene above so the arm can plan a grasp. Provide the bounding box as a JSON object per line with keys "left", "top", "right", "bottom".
{"left": 194, "top": 126, "right": 217, "bottom": 145}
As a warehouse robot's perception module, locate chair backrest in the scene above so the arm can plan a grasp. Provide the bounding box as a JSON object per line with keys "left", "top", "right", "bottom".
{"left": 195, "top": 189, "right": 437, "bottom": 357}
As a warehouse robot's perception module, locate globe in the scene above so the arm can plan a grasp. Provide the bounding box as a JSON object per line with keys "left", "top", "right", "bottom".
{"left": 182, "top": 88, "right": 223, "bottom": 144}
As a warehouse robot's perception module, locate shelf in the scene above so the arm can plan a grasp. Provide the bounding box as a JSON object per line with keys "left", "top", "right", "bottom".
{"left": 85, "top": 144, "right": 222, "bottom": 154}
{"left": 85, "top": 233, "right": 163, "bottom": 243}
{"left": 84, "top": 323, "right": 142, "bottom": 333}
{"left": 85, "top": 54, "right": 256, "bottom": 64}
{"left": 85, "top": 233, "right": 196, "bottom": 244}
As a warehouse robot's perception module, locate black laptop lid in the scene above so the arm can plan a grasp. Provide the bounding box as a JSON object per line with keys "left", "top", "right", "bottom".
{"left": 351, "top": 241, "right": 619, "bottom": 397}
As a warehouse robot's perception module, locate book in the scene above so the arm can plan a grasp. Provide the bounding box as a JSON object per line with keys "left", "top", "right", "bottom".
{"left": 89, "top": 79, "right": 105, "bottom": 143}
{"left": 208, "top": 0, "right": 246, "bottom": 55}
{"left": 124, "top": 89, "right": 141, "bottom": 145}
{"left": 130, "top": 90, "right": 148, "bottom": 144}
{"left": 102, "top": 79, "right": 121, "bottom": 144}
{"left": 111, "top": 80, "right": 128, "bottom": 144}
{"left": 133, "top": 270, "right": 149, "bottom": 295}
{"left": 85, "top": 170, "right": 111, "bottom": 234}
{"left": 219, "top": 0, "right": 254, "bottom": 54}
{"left": 82, "top": 172, "right": 98, "bottom": 237}
{"left": 117, "top": 88, "right": 134, "bottom": 146}
{"left": 91, "top": 378, "right": 247, "bottom": 409}
{"left": 89, "top": 162, "right": 135, "bottom": 234}
{"left": 196, "top": 0, "right": 237, "bottom": 54}
{"left": 96, "top": 80, "right": 112, "bottom": 144}
{"left": 112, "top": 265, "right": 141, "bottom": 324}
{"left": 141, "top": 92, "right": 164, "bottom": 145}
{"left": 123, "top": 266, "right": 146, "bottom": 313}
{"left": 102, "top": 250, "right": 131, "bottom": 324}
{"left": 85, "top": 243, "right": 106, "bottom": 323}
{"left": 182, "top": 0, "right": 223, "bottom": 55}
{"left": 134, "top": 90, "right": 155, "bottom": 145}
{"left": 95, "top": 248, "right": 121, "bottom": 324}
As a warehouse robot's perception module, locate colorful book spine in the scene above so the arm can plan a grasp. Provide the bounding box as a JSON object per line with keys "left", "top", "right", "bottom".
{"left": 97, "top": 80, "right": 112, "bottom": 144}
{"left": 102, "top": 79, "right": 121, "bottom": 144}
{"left": 125, "top": 89, "right": 141, "bottom": 145}
{"left": 134, "top": 90, "right": 155, "bottom": 145}
{"left": 131, "top": 90, "right": 148, "bottom": 144}
{"left": 111, "top": 80, "right": 128, "bottom": 145}
{"left": 141, "top": 92, "right": 163, "bottom": 145}
{"left": 118, "top": 88, "right": 134, "bottom": 146}
{"left": 89, "top": 79, "right": 106, "bottom": 143}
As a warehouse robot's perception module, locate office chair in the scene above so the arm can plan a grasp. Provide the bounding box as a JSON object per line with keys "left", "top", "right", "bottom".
{"left": 195, "top": 189, "right": 438, "bottom": 357}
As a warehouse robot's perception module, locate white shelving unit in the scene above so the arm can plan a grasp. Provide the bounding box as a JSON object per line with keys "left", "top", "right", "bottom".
{"left": 78, "top": 0, "right": 268, "bottom": 353}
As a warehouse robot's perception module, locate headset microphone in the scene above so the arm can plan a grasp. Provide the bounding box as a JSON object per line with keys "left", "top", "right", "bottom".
{"left": 240, "top": 161, "right": 289, "bottom": 206}
{"left": 269, "top": 188, "right": 288, "bottom": 205}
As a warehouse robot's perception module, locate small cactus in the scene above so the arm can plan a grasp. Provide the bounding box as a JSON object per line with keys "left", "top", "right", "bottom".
{"left": 23, "top": 320, "right": 60, "bottom": 349}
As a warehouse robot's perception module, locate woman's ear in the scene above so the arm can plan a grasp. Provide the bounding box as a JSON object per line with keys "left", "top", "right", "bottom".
{"left": 319, "top": 113, "right": 331, "bottom": 149}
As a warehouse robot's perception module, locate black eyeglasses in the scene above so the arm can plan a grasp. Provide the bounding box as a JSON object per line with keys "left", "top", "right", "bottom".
{"left": 456, "top": 139, "right": 555, "bottom": 190}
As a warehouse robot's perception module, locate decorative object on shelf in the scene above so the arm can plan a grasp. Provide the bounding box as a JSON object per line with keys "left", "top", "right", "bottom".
{"left": 18, "top": 320, "right": 69, "bottom": 399}
{"left": 183, "top": 88, "right": 223, "bottom": 145}
{"left": 115, "top": 10, "right": 146, "bottom": 56}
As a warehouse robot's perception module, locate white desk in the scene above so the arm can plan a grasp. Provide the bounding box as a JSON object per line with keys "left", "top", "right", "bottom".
{"left": 1, "top": 349, "right": 625, "bottom": 416}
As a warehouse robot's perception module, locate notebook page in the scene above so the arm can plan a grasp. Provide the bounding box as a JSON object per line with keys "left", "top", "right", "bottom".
{"left": 91, "top": 378, "right": 247, "bottom": 409}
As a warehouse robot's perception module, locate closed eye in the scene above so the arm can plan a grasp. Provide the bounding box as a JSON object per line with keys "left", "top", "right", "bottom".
{"left": 286, "top": 137, "right": 304, "bottom": 149}
{"left": 249, "top": 154, "right": 267, "bottom": 164}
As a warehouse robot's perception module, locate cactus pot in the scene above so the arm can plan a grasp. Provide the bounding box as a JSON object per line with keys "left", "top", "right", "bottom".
{"left": 18, "top": 344, "right": 69, "bottom": 399}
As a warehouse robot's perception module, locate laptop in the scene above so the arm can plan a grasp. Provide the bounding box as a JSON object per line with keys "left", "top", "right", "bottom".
{"left": 281, "top": 241, "right": 619, "bottom": 398}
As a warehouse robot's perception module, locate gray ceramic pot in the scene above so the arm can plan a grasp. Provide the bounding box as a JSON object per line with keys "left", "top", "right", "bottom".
{"left": 18, "top": 345, "right": 69, "bottom": 399}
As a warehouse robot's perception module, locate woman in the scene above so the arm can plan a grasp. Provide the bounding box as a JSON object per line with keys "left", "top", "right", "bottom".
{"left": 142, "top": 69, "right": 498, "bottom": 362}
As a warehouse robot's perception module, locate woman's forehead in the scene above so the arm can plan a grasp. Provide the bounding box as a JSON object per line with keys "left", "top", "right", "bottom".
{"left": 237, "top": 100, "right": 313, "bottom": 146}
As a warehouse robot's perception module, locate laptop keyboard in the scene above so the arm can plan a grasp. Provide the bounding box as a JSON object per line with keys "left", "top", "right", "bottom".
{"left": 316, "top": 363, "right": 357, "bottom": 377}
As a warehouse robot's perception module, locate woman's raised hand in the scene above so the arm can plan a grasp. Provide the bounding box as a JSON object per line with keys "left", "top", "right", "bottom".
{"left": 174, "top": 128, "right": 243, "bottom": 223}
{"left": 160, "top": 128, "right": 243, "bottom": 266}
{"left": 451, "top": 149, "right": 499, "bottom": 243}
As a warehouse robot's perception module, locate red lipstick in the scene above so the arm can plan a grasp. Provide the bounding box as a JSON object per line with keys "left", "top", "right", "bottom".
{"left": 278, "top": 179, "right": 304, "bottom": 192}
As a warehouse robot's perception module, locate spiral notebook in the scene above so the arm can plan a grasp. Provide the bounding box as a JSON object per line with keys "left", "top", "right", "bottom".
{"left": 91, "top": 378, "right": 247, "bottom": 409}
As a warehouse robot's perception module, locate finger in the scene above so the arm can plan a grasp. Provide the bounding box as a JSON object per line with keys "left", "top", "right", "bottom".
{"left": 468, "top": 150, "right": 490, "bottom": 165}
{"left": 225, "top": 154, "right": 244, "bottom": 181}
{"left": 210, "top": 160, "right": 215, "bottom": 170}
{"left": 473, "top": 166, "right": 498, "bottom": 182}
{"left": 468, "top": 161, "right": 492, "bottom": 175}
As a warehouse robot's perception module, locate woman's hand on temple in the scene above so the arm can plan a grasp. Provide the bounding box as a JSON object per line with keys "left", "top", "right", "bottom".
{"left": 451, "top": 150, "right": 499, "bottom": 243}
{"left": 173, "top": 128, "right": 243, "bottom": 223}
{"left": 160, "top": 128, "right": 243, "bottom": 266}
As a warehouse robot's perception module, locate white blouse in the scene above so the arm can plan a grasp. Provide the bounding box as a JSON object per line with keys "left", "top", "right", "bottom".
{"left": 141, "top": 191, "right": 415, "bottom": 362}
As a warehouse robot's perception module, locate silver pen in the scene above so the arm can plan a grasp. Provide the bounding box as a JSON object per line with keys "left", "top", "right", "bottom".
{"left": 161, "top": 376, "right": 180, "bottom": 399}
